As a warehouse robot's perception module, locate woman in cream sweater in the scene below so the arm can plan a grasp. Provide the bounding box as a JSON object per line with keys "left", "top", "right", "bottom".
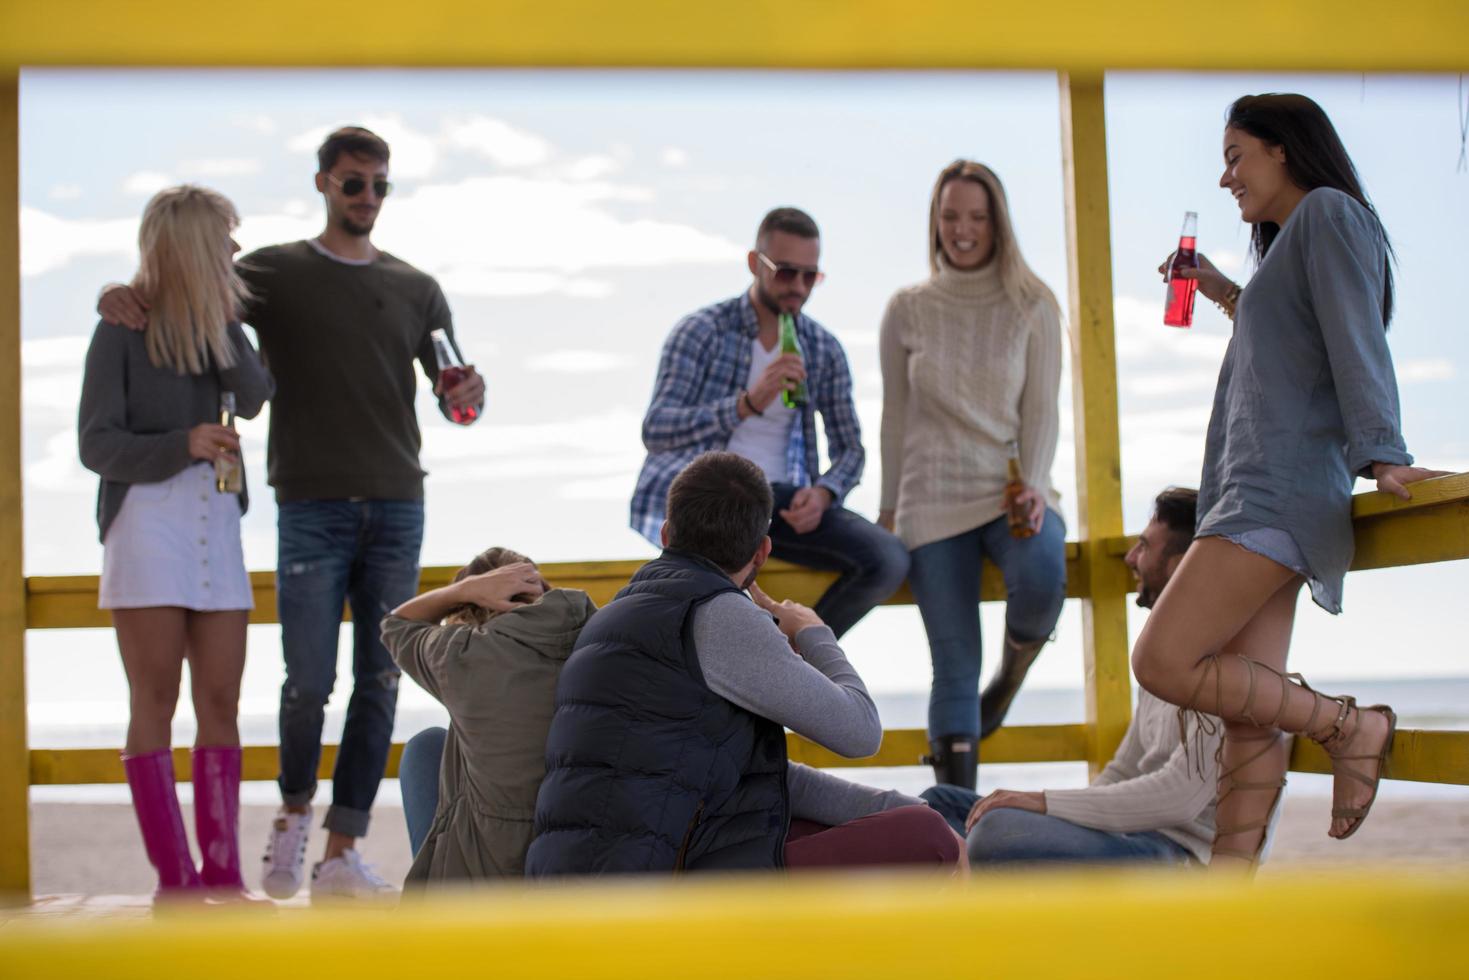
{"left": 878, "top": 160, "right": 1066, "bottom": 790}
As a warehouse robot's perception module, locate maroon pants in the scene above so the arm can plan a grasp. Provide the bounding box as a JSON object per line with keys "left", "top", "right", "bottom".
{"left": 783, "top": 805, "right": 962, "bottom": 869}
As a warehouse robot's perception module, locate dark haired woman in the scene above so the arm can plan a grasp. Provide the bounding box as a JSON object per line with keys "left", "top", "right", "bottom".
{"left": 381, "top": 549, "right": 596, "bottom": 886}
{"left": 1131, "top": 94, "right": 1447, "bottom": 870}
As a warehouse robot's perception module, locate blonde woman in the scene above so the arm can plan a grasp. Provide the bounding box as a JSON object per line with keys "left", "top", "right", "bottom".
{"left": 879, "top": 160, "right": 1066, "bottom": 790}
{"left": 382, "top": 548, "right": 596, "bottom": 886}
{"left": 79, "top": 185, "right": 272, "bottom": 902}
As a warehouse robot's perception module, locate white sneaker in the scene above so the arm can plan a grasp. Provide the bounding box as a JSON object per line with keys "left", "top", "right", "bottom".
{"left": 261, "top": 806, "right": 312, "bottom": 899}
{"left": 310, "top": 848, "right": 397, "bottom": 902}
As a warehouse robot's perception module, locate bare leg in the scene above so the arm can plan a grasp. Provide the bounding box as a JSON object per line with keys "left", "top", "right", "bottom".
{"left": 1133, "top": 537, "right": 1393, "bottom": 840}
{"left": 113, "top": 608, "right": 190, "bottom": 756}
{"left": 184, "top": 610, "right": 249, "bottom": 747}
{"left": 1208, "top": 576, "right": 1300, "bottom": 870}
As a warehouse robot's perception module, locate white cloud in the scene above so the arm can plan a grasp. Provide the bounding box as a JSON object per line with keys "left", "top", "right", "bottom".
{"left": 1210, "top": 249, "right": 1245, "bottom": 274}
{"left": 562, "top": 155, "right": 619, "bottom": 181}
{"left": 372, "top": 174, "right": 740, "bottom": 280}
{"left": 121, "top": 171, "right": 175, "bottom": 196}
{"left": 22, "top": 336, "right": 91, "bottom": 369}
{"left": 443, "top": 115, "right": 551, "bottom": 169}
{"left": 660, "top": 147, "right": 689, "bottom": 168}
{"left": 26, "top": 429, "right": 88, "bottom": 493}
{"left": 48, "top": 184, "right": 83, "bottom": 201}
{"left": 20, "top": 206, "right": 137, "bottom": 277}
{"left": 1397, "top": 357, "right": 1456, "bottom": 383}
{"left": 180, "top": 158, "right": 262, "bottom": 178}
{"left": 1124, "top": 368, "right": 1222, "bottom": 399}
{"left": 524, "top": 350, "right": 633, "bottom": 374}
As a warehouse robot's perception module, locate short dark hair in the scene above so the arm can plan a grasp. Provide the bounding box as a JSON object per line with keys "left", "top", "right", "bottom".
{"left": 665, "top": 452, "right": 773, "bottom": 574}
{"left": 1151, "top": 487, "right": 1199, "bottom": 557}
{"left": 317, "top": 126, "right": 391, "bottom": 173}
{"left": 755, "top": 207, "right": 819, "bottom": 248}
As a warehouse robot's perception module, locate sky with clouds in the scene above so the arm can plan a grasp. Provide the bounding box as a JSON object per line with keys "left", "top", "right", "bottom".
{"left": 18, "top": 69, "right": 1468, "bottom": 737}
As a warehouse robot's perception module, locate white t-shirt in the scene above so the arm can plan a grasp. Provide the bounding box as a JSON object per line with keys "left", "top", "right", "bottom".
{"left": 725, "top": 338, "right": 798, "bottom": 484}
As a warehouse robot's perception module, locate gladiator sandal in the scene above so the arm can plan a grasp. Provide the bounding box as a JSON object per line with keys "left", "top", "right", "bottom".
{"left": 1181, "top": 654, "right": 1396, "bottom": 842}
{"left": 1210, "top": 728, "right": 1287, "bottom": 870}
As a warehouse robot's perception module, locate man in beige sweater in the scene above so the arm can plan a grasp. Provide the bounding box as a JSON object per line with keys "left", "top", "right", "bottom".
{"left": 922, "top": 488, "right": 1233, "bottom": 866}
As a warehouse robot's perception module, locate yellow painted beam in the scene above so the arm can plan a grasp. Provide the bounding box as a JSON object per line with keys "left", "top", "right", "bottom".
{"left": 31, "top": 725, "right": 1466, "bottom": 786}
{"left": 0, "top": 70, "right": 28, "bottom": 903}
{"left": 3, "top": 868, "right": 1469, "bottom": 978}
{"left": 1351, "top": 472, "right": 1469, "bottom": 519}
{"left": 23, "top": 550, "right": 1089, "bottom": 630}
{"left": 2, "top": 1, "right": 1468, "bottom": 71}
{"left": 1060, "top": 72, "right": 1133, "bottom": 778}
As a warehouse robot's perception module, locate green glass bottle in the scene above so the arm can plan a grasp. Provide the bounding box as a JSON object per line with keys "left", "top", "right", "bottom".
{"left": 778, "top": 313, "right": 808, "bottom": 409}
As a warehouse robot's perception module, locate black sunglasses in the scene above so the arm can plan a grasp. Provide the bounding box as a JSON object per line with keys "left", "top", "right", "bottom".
{"left": 757, "top": 252, "right": 825, "bottom": 288}
{"left": 327, "top": 173, "right": 392, "bottom": 199}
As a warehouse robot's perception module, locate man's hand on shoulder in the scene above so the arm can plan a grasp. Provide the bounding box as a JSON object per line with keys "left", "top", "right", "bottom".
{"left": 98, "top": 283, "right": 148, "bottom": 331}
{"left": 748, "top": 582, "right": 825, "bottom": 653}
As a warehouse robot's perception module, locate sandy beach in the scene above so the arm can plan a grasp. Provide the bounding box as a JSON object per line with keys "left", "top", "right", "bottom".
{"left": 22, "top": 795, "right": 1469, "bottom": 897}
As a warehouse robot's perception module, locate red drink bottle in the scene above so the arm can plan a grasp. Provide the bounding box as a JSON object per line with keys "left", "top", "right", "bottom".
{"left": 430, "top": 328, "right": 478, "bottom": 425}
{"left": 1163, "top": 211, "right": 1199, "bottom": 328}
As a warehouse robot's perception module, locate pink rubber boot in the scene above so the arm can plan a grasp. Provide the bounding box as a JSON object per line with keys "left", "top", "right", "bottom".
{"left": 122, "top": 749, "right": 203, "bottom": 901}
{"left": 193, "top": 745, "right": 271, "bottom": 905}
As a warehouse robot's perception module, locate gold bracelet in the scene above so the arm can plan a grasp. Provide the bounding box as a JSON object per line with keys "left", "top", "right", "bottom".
{"left": 1214, "top": 281, "right": 1242, "bottom": 320}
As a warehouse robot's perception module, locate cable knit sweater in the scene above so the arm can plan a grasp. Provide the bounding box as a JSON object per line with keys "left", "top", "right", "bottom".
{"left": 878, "top": 260, "right": 1063, "bottom": 550}
{"left": 1043, "top": 690, "right": 1220, "bottom": 865}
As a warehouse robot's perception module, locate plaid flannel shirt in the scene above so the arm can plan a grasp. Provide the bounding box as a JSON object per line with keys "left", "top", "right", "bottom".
{"left": 629, "top": 292, "right": 866, "bottom": 544}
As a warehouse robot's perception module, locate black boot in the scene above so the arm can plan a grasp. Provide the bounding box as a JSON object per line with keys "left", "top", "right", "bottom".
{"left": 978, "top": 631, "right": 1049, "bottom": 739}
{"left": 922, "top": 735, "right": 977, "bottom": 790}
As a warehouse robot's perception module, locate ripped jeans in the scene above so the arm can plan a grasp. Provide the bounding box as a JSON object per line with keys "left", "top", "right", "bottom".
{"left": 276, "top": 499, "right": 424, "bottom": 838}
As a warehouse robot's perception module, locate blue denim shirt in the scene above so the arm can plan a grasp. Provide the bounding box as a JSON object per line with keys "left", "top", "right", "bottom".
{"left": 630, "top": 293, "right": 865, "bottom": 544}
{"left": 1196, "top": 188, "right": 1412, "bottom": 613}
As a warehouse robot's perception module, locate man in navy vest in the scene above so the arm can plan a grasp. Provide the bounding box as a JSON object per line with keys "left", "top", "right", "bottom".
{"left": 528, "top": 451, "right": 960, "bottom": 876}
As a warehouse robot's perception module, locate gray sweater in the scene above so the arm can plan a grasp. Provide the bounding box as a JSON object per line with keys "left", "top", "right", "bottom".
{"left": 78, "top": 320, "right": 273, "bottom": 541}
{"left": 691, "top": 592, "right": 925, "bottom": 824}
{"left": 1197, "top": 188, "right": 1412, "bottom": 612}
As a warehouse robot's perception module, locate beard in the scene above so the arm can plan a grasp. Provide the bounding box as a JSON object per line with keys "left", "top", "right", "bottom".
{"left": 755, "top": 281, "right": 802, "bottom": 316}
{"left": 337, "top": 212, "right": 376, "bottom": 237}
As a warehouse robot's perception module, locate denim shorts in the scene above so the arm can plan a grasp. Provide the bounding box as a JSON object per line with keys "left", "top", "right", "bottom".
{"left": 1217, "top": 527, "right": 1312, "bottom": 579}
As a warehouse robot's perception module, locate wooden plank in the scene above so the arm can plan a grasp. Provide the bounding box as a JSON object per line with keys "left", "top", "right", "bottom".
{"left": 0, "top": 70, "right": 28, "bottom": 902}
{"left": 2, "top": 1, "right": 1468, "bottom": 71}
{"left": 1060, "top": 71, "right": 1133, "bottom": 777}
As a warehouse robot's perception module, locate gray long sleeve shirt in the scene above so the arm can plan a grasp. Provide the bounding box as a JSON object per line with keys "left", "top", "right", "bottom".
{"left": 1196, "top": 187, "right": 1412, "bottom": 612}
{"left": 78, "top": 319, "right": 273, "bottom": 541}
{"left": 690, "top": 592, "right": 924, "bottom": 825}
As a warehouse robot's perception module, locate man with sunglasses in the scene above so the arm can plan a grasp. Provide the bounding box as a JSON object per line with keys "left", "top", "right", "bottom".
{"left": 98, "top": 126, "right": 484, "bottom": 902}
{"left": 631, "top": 207, "right": 908, "bottom": 638}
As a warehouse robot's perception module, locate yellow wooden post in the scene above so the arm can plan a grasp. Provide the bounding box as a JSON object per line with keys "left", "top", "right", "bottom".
{"left": 1058, "top": 71, "right": 1132, "bottom": 775}
{"left": 0, "top": 69, "right": 29, "bottom": 901}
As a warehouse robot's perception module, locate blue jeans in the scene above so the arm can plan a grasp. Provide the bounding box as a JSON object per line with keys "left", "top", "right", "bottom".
{"left": 400, "top": 726, "right": 446, "bottom": 858}
{"left": 768, "top": 482, "right": 910, "bottom": 638}
{"left": 908, "top": 510, "right": 1066, "bottom": 738}
{"left": 276, "top": 499, "right": 424, "bottom": 838}
{"left": 920, "top": 785, "right": 1193, "bottom": 866}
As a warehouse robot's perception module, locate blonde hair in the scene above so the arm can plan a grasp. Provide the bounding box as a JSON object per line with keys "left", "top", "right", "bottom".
{"left": 928, "top": 160, "right": 1058, "bottom": 314}
{"left": 445, "top": 546, "right": 540, "bottom": 627}
{"left": 132, "top": 185, "right": 249, "bottom": 375}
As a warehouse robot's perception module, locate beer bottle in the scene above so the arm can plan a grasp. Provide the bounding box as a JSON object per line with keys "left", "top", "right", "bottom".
{"left": 215, "top": 391, "right": 243, "bottom": 494}
{"left": 1004, "top": 440, "right": 1035, "bottom": 539}
{"left": 778, "top": 313, "right": 808, "bottom": 409}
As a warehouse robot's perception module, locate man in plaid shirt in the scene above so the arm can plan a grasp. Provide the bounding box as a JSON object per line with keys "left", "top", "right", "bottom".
{"left": 630, "top": 207, "right": 909, "bottom": 637}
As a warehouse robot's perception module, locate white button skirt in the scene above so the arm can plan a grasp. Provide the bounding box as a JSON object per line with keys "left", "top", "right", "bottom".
{"left": 99, "top": 462, "right": 254, "bottom": 611}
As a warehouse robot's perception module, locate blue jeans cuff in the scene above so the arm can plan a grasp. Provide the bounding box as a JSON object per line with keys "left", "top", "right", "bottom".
{"left": 324, "top": 803, "right": 372, "bottom": 839}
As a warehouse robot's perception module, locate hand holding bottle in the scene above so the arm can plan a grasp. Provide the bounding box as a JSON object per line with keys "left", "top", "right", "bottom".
{"left": 747, "top": 354, "right": 807, "bottom": 412}
{"left": 1156, "top": 251, "right": 1233, "bottom": 306}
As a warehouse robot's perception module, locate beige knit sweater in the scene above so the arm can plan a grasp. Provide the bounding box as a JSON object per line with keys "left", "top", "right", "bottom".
{"left": 879, "top": 260, "right": 1063, "bottom": 550}
{"left": 1042, "top": 689, "right": 1220, "bottom": 865}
